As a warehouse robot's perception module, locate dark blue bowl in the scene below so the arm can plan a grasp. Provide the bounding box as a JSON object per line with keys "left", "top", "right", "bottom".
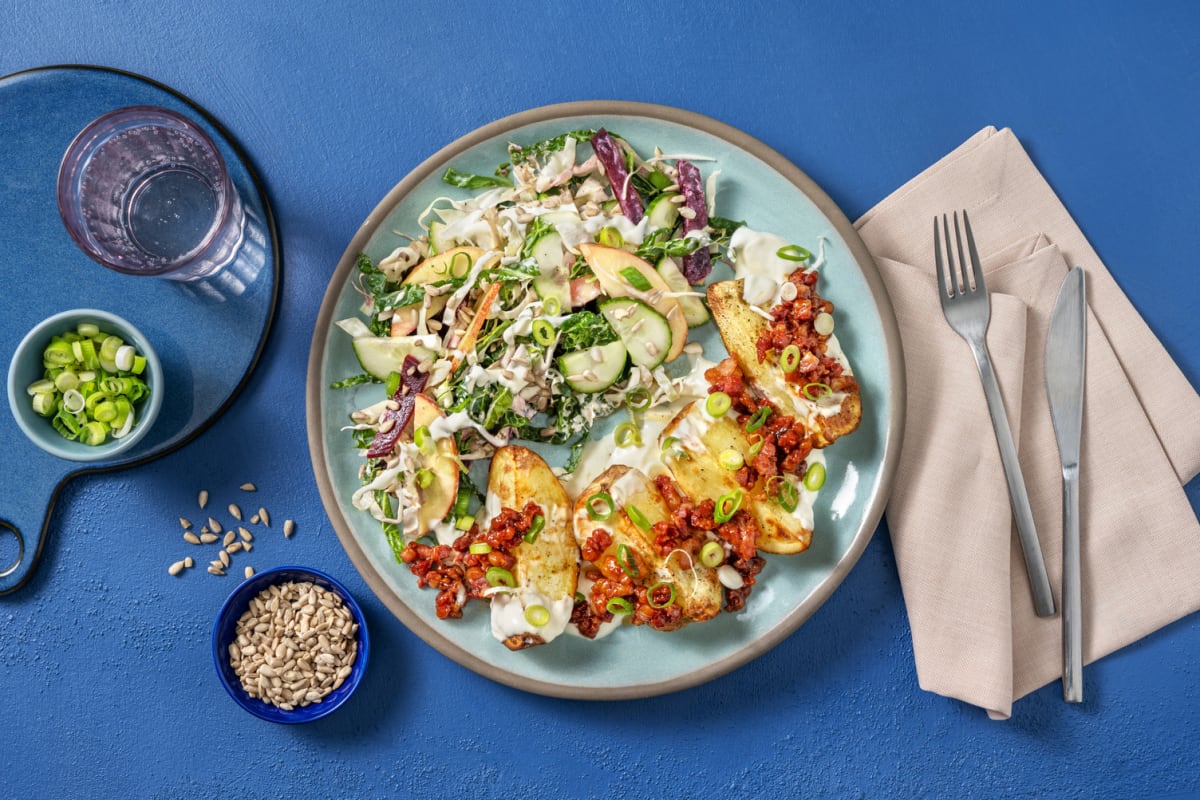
{"left": 211, "top": 565, "right": 369, "bottom": 723}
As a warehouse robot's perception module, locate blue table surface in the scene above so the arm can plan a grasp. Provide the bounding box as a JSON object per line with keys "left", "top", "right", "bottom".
{"left": 3, "top": 2, "right": 1198, "bottom": 798}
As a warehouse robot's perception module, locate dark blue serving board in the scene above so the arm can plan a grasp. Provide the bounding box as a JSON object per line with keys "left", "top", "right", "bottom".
{"left": 0, "top": 65, "right": 279, "bottom": 593}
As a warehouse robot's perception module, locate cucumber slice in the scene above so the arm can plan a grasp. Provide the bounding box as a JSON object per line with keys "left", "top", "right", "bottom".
{"left": 557, "top": 339, "right": 628, "bottom": 393}
{"left": 645, "top": 192, "right": 681, "bottom": 232}
{"left": 599, "top": 298, "right": 672, "bottom": 369}
{"left": 352, "top": 335, "right": 438, "bottom": 380}
{"left": 529, "top": 229, "right": 571, "bottom": 310}
{"left": 428, "top": 220, "right": 453, "bottom": 254}
{"left": 655, "top": 256, "right": 710, "bottom": 328}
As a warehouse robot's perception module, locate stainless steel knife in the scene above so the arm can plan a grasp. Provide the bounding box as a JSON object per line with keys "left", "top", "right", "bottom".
{"left": 1046, "top": 266, "right": 1087, "bottom": 703}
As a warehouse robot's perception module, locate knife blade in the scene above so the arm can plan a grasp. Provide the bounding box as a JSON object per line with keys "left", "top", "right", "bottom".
{"left": 1046, "top": 266, "right": 1087, "bottom": 703}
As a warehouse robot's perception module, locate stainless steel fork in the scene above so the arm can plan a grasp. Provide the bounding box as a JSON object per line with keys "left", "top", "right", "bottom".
{"left": 935, "top": 211, "right": 1056, "bottom": 618}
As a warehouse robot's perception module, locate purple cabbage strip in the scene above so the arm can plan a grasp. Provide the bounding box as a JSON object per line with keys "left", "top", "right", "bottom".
{"left": 676, "top": 159, "right": 712, "bottom": 283}
{"left": 366, "top": 355, "right": 430, "bottom": 459}
{"left": 590, "top": 129, "right": 643, "bottom": 224}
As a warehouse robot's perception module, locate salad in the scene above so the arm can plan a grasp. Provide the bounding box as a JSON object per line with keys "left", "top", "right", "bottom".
{"left": 333, "top": 126, "right": 860, "bottom": 648}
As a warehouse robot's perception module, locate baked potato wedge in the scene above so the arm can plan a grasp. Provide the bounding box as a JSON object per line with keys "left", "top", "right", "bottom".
{"left": 573, "top": 465, "right": 722, "bottom": 628}
{"left": 660, "top": 400, "right": 813, "bottom": 555}
{"left": 707, "top": 279, "right": 861, "bottom": 447}
{"left": 484, "top": 446, "right": 579, "bottom": 650}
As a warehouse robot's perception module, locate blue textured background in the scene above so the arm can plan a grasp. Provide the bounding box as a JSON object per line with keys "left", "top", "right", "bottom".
{"left": 3, "top": 2, "right": 1199, "bottom": 798}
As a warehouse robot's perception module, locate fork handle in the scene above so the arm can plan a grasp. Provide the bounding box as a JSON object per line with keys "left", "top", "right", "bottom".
{"left": 971, "top": 342, "right": 1057, "bottom": 618}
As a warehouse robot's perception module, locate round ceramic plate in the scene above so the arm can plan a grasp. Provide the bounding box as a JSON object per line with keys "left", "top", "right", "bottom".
{"left": 307, "top": 101, "right": 904, "bottom": 699}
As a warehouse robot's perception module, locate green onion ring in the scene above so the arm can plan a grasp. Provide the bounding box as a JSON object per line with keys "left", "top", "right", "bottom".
{"left": 776, "top": 244, "right": 812, "bottom": 262}
{"left": 767, "top": 475, "right": 800, "bottom": 513}
{"left": 525, "top": 513, "right": 545, "bottom": 543}
{"left": 747, "top": 433, "right": 764, "bottom": 458}
{"left": 586, "top": 492, "right": 615, "bottom": 521}
{"left": 531, "top": 319, "right": 555, "bottom": 347}
{"left": 414, "top": 425, "right": 435, "bottom": 454}
{"left": 713, "top": 489, "right": 744, "bottom": 523}
{"left": 779, "top": 344, "right": 802, "bottom": 373}
{"left": 599, "top": 226, "right": 625, "bottom": 249}
{"left": 700, "top": 540, "right": 725, "bottom": 568}
{"left": 719, "top": 449, "right": 744, "bottom": 471}
{"left": 648, "top": 581, "right": 677, "bottom": 609}
{"left": 524, "top": 604, "right": 551, "bottom": 627}
{"left": 543, "top": 295, "right": 562, "bottom": 316}
{"left": 485, "top": 566, "right": 516, "bottom": 588}
{"left": 449, "top": 251, "right": 473, "bottom": 279}
{"left": 625, "top": 387, "right": 651, "bottom": 411}
{"left": 804, "top": 462, "right": 827, "bottom": 492}
{"left": 625, "top": 504, "right": 652, "bottom": 532}
{"left": 415, "top": 468, "right": 434, "bottom": 488}
{"left": 613, "top": 421, "right": 642, "bottom": 448}
{"left": 705, "top": 391, "right": 731, "bottom": 418}
{"left": 803, "top": 382, "right": 832, "bottom": 401}
{"left": 469, "top": 541, "right": 492, "bottom": 555}
{"left": 616, "top": 543, "right": 639, "bottom": 578}
{"left": 606, "top": 597, "right": 633, "bottom": 615}
{"left": 745, "top": 405, "right": 772, "bottom": 433}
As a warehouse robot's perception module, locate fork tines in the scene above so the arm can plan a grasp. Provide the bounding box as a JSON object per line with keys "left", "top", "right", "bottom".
{"left": 934, "top": 210, "right": 985, "bottom": 299}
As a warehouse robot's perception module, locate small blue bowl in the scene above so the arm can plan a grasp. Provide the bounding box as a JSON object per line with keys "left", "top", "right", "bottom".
{"left": 211, "top": 566, "right": 369, "bottom": 724}
{"left": 6, "top": 308, "right": 163, "bottom": 462}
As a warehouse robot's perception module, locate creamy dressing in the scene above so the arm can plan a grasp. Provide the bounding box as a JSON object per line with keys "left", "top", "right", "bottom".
{"left": 489, "top": 590, "right": 574, "bottom": 645}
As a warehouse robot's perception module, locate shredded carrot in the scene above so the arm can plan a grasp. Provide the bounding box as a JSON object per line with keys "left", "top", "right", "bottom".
{"left": 450, "top": 281, "right": 502, "bottom": 372}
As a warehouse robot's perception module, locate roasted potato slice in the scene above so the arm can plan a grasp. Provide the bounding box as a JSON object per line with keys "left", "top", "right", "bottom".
{"left": 485, "top": 446, "right": 579, "bottom": 650}
{"left": 661, "top": 400, "right": 813, "bottom": 555}
{"left": 707, "top": 279, "right": 861, "bottom": 447}
{"left": 573, "top": 465, "right": 722, "bottom": 628}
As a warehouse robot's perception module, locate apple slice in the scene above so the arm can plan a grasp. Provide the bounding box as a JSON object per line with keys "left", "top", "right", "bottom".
{"left": 391, "top": 246, "right": 485, "bottom": 335}
{"left": 409, "top": 394, "right": 460, "bottom": 534}
{"left": 577, "top": 242, "right": 688, "bottom": 361}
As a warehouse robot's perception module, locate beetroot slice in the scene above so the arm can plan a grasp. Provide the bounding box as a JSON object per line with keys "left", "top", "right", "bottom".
{"left": 366, "top": 355, "right": 430, "bottom": 458}
{"left": 590, "top": 129, "right": 644, "bottom": 224}
{"left": 676, "top": 159, "right": 712, "bottom": 283}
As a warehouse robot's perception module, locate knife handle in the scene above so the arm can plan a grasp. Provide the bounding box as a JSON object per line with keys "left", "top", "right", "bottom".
{"left": 971, "top": 342, "right": 1057, "bottom": 618}
{"left": 1062, "top": 467, "right": 1083, "bottom": 702}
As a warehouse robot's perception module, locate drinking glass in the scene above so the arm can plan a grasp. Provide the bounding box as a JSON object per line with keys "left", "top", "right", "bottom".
{"left": 56, "top": 105, "right": 245, "bottom": 281}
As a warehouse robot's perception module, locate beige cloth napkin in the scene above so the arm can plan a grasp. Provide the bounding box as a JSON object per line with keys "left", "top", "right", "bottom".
{"left": 854, "top": 126, "right": 1200, "bottom": 719}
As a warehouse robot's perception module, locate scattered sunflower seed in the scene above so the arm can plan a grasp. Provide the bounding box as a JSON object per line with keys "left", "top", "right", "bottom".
{"left": 200, "top": 533, "right": 219, "bottom": 544}
{"left": 239, "top": 527, "right": 253, "bottom": 542}
{"left": 209, "top": 517, "right": 223, "bottom": 534}
{"left": 240, "top": 483, "right": 257, "bottom": 492}
{"left": 207, "top": 566, "right": 225, "bottom": 576}
{"left": 210, "top": 559, "right": 225, "bottom": 570}
{"left": 219, "top": 550, "right": 231, "bottom": 568}
{"left": 227, "top": 541, "right": 243, "bottom": 554}
{"left": 184, "top": 556, "right": 194, "bottom": 568}
{"left": 243, "top": 541, "right": 254, "bottom": 552}
{"left": 223, "top": 531, "right": 236, "bottom": 548}
{"left": 284, "top": 519, "right": 295, "bottom": 539}
{"left": 198, "top": 490, "right": 209, "bottom": 509}
{"left": 179, "top": 518, "right": 192, "bottom": 530}
{"left": 168, "top": 560, "right": 186, "bottom": 576}
{"left": 244, "top": 566, "right": 255, "bottom": 579}
{"left": 228, "top": 503, "right": 243, "bottom": 521}
{"left": 258, "top": 507, "right": 271, "bottom": 527}
{"left": 183, "top": 532, "right": 201, "bottom": 545}
{"left": 250, "top": 514, "right": 260, "bottom": 525}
